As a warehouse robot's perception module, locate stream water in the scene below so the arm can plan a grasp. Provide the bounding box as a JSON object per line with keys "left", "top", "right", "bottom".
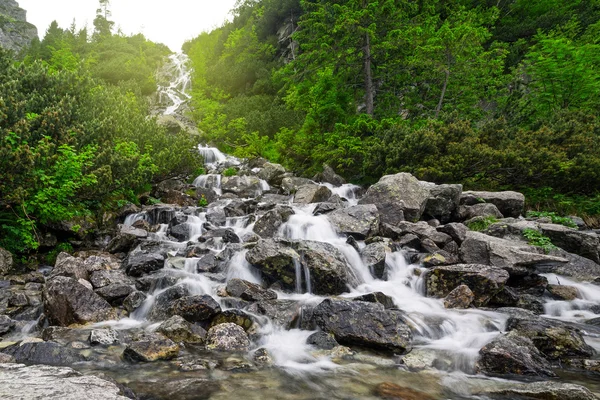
{"left": 47, "top": 54, "right": 600, "bottom": 398}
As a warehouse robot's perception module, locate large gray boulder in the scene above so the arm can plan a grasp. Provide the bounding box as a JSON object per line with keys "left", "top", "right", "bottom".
{"left": 2, "top": 341, "right": 86, "bottom": 366}
{"left": 359, "top": 173, "right": 430, "bottom": 223}
{"left": 459, "top": 231, "right": 569, "bottom": 276}
{"left": 0, "top": 247, "right": 13, "bottom": 276}
{"left": 125, "top": 252, "right": 166, "bottom": 277}
{"left": 476, "top": 332, "right": 556, "bottom": 377}
{"left": 459, "top": 203, "right": 504, "bottom": 221}
{"left": 311, "top": 299, "right": 412, "bottom": 354}
{"left": 253, "top": 206, "right": 294, "bottom": 238}
{"left": 281, "top": 177, "right": 315, "bottom": 194}
{"left": 424, "top": 264, "right": 509, "bottom": 307}
{"left": 422, "top": 183, "right": 462, "bottom": 223}
{"left": 539, "top": 223, "right": 600, "bottom": 263}
{"left": 206, "top": 322, "right": 250, "bottom": 351}
{"left": 246, "top": 239, "right": 300, "bottom": 289}
{"left": 293, "top": 184, "right": 332, "bottom": 204}
{"left": 0, "top": 364, "right": 129, "bottom": 400}
{"left": 221, "top": 175, "right": 263, "bottom": 198}
{"left": 361, "top": 242, "right": 389, "bottom": 279}
{"left": 312, "top": 164, "right": 347, "bottom": 186}
{"left": 257, "top": 162, "right": 286, "bottom": 186}
{"left": 171, "top": 295, "right": 222, "bottom": 323}
{"left": 244, "top": 300, "right": 301, "bottom": 329}
{"left": 461, "top": 190, "right": 525, "bottom": 218}
{"left": 226, "top": 278, "right": 277, "bottom": 302}
{"left": 327, "top": 205, "right": 380, "bottom": 239}
{"left": 43, "top": 276, "right": 116, "bottom": 326}
{"left": 49, "top": 253, "right": 88, "bottom": 281}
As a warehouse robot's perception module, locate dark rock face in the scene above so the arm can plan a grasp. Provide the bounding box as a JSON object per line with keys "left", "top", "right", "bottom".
{"left": 253, "top": 206, "right": 294, "bottom": 238}
{"left": 171, "top": 295, "right": 221, "bottom": 323}
{"left": 312, "top": 164, "right": 346, "bottom": 186}
{"left": 125, "top": 252, "right": 166, "bottom": 277}
{"left": 351, "top": 292, "right": 395, "bottom": 309}
{"left": 424, "top": 264, "right": 509, "bottom": 307}
{"left": 244, "top": 300, "right": 301, "bottom": 329}
{"left": 43, "top": 276, "right": 116, "bottom": 326}
{"left": 246, "top": 239, "right": 300, "bottom": 289}
{"left": 95, "top": 284, "right": 135, "bottom": 306}
{"left": 361, "top": 242, "right": 388, "bottom": 279}
{"left": 157, "top": 316, "right": 206, "bottom": 343}
{"left": 123, "top": 332, "right": 180, "bottom": 362}
{"left": 0, "top": 0, "right": 37, "bottom": 53}
{"left": 2, "top": 341, "right": 86, "bottom": 366}
{"left": 311, "top": 299, "right": 412, "bottom": 354}
{"left": 327, "top": 205, "right": 380, "bottom": 239}
{"left": 539, "top": 223, "right": 600, "bottom": 263}
{"left": 423, "top": 183, "right": 462, "bottom": 223}
{"left": 226, "top": 278, "right": 277, "bottom": 301}
{"left": 147, "top": 285, "right": 189, "bottom": 321}
{"left": 476, "top": 332, "right": 556, "bottom": 377}
{"left": 206, "top": 323, "right": 250, "bottom": 351}
{"left": 461, "top": 190, "right": 525, "bottom": 218}
{"left": 359, "top": 172, "right": 430, "bottom": 223}
{"left": 307, "top": 331, "right": 339, "bottom": 350}
{"left": 506, "top": 316, "right": 595, "bottom": 360}
{"left": 0, "top": 247, "right": 13, "bottom": 276}
{"left": 443, "top": 284, "right": 474, "bottom": 309}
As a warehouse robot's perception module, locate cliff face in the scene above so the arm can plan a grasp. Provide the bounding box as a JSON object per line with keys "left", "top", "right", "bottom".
{"left": 0, "top": 0, "right": 37, "bottom": 53}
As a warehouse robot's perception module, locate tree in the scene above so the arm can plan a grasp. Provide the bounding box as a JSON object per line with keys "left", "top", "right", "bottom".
{"left": 93, "top": 0, "right": 114, "bottom": 39}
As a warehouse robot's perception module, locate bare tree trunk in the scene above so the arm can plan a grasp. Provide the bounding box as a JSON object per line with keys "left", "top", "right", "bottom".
{"left": 435, "top": 69, "right": 449, "bottom": 118}
{"left": 364, "top": 32, "right": 374, "bottom": 116}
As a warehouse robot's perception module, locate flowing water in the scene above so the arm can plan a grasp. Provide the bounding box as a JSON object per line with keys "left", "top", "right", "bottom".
{"left": 52, "top": 54, "right": 600, "bottom": 398}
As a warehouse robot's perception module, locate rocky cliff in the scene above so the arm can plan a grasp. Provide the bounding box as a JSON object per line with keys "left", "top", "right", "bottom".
{"left": 0, "top": 0, "right": 37, "bottom": 53}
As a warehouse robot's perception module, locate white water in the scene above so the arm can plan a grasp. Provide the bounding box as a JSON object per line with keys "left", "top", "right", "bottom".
{"left": 542, "top": 273, "right": 600, "bottom": 322}
{"left": 159, "top": 53, "right": 192, "bottom": 115}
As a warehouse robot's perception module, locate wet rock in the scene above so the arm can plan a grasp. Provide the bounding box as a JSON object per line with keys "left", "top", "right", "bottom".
{"left": 476, "top": 332, "right": 556, "bottom": 377}
{"left": 477, "top": 381, "right": 598, "bottom": 400}
{"left": 507, "top": 315, "right": 595, "bottom": 360}
{"left": 540, "top": 249, "right": 600, "bottom": 281}
{"left": 422, "top": 183, "right": 462, "bottom": 223}
{"left": 352, "top": 292, "right": 395, "bottom": 309}
{"left": 313, "top": 202, "right": 343, "bottom": 216}
{"left": 106, "top": 225, "right": 146, "bottom": 254}
{"left": 246, "top": 239, "right": 300, "bottom": 289}
{"left": 125, "top": 252, "right": 166, "bottom": 277}
{"left": 257, "top": 162, "right": 286, "bottom": 186}
{"left": 539, "top": 223, "right": 600, "bottom": 263}
{"left": 374, "top": 382, "right": 435, "bottom": 400}
{"left": 226, "top": 278, "right": 277, "bottom": 301}
{"left": 0, "top": 315, "right": 15, "bottom": 335}
{"left": 221, "top": 175, "right": 263, "bottom": 198}
{"left": 293, "top": 184, "right": 332, "bottom": 204}
{"left": 400, "top": 349, "right": 438, "bottom": 371}
{"left": 461, "top": 190, "right": 525, "bottom": 218}
{"left": 424, "top": 264, "right": 509, "bottom": 307}
{"left": 0, "top": 353, "right": 15, "bottom": 363}
{"left": 0, "top": 363, "right": 129, "bottom": 400}
{"left": 210, "top": 309, "right": 256, "bottom": 332}
{"left": 253, "top": 206, "right": 294, "bottom": 238}
{"left": 206, "top": 322, "right": 250, "bottom": 351}
{"left": 547, "top": 284, "right": 581, "bottom": 300}
{"left": 123, "top": 332, "right": 180, "bottom": 362}
{"left": 311, "top": 299, "right": 412, "bottom": 354}
{"left": 252, "top": 348, "right": 274, "bottom": 367}
{"left": 0, "top": 247, "right": 13, "bottom": 276}
{"left": 359, "top": 172, "right": 430, "bottom": 223}
{"left": 436, "top": 223, "right": 468, "bottom": 245}
{"left": 459, "top": 231, "right": 568, "bottom": 276}
{"left": 123, "top": 291, "right": 146, "bottom": 313}
{"left": 194, "top": 253, "right": 218, "bottom": 273}
{"left": 147, "top": 285, "right": 189, "bottom": 321}
{"left": 312, "top": 164, "right": 346, "bottom": 186}
{"left": 44, "top": 276, "right": 116, "bottom": 326}
{"left": 244, "top": 300, "right": 300, "bottom": 329}
{"left": 157, "top": 316, "right": 206, "bottom": 343}
{"left": 443, "top": 284, "right": 474, "bottom": 309}
{"left": 327, "top": 205, "right": 380, "bottom": 240}
{"left": 89, "top": 329, "right": 119, "bottom": 346}
{"left": 172, "top": 295, "right": 222, "bottom": 323}
{"left": 293, "top": 240, "right": 359, "bottom": 295}
{"left": 95, "top": 284, "right": 135, "bottom": 305}
{"left": 281, "top": 177, "right": 315, "bottom": 194}
{"left": 2, "top": 341, "right": 86, "bottom": 366}
{"left": 307, "top": 331, "right": 339, "bottom": 350}
{"left": 167, "top": 215, "right": 192, "bottom": 242}
{"left": 89, "top": 270, "right": 132, "bottom": 289}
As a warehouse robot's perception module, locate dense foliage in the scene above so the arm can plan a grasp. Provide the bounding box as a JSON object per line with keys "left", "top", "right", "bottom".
{"left": 184, "top": 0, "right": 600, "bottom": 217}
{"left": 0, "top": 3, "right": 202, "bottom": 254}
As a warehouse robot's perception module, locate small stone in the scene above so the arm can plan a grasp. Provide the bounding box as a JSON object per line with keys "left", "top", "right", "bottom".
{"left": 157, "top": 316, "right": 206, "bottom": 344}
{"left": 206, "top": 323, "right": 250, "bottom": 351}
{"left": 307, "top": 331, "right": 339, "bottom": 350}
{"left": 443, "top": 285, "right": 475, "bottom": 309}
{"left": 547, "top": 284, "right": 580, "bottom": 300}
{"left": 252, "top": 348, "right": 274, "bottom": 367}
{"left": 89, "top": 329, "right": 119, "bottom": 346}
{"left": 123, "top": 333, "right": 180, "bottom": 362}
{"left": 123, "top": 291, "right": 146, "bottom": 313}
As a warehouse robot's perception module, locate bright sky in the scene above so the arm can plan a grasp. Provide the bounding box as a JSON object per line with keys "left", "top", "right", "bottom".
{"left": 18, "top": 0, "right": 238, "bottom": 51}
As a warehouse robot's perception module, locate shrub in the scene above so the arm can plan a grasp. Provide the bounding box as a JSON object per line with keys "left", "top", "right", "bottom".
{"left": 522, "top": 228, "right": 557, "bottom": 253}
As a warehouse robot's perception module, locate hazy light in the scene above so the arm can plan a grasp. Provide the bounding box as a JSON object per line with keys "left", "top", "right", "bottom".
{"left": 18, "top": 0, "right": 237, "bottom": 51}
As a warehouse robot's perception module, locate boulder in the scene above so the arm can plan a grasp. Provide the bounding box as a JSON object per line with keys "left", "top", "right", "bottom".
{"left": 95, "top": 284, "right": 135, "bottom": 305}
{"left": 157, "top": 316, "right": 206, "bottom": 343}
{"left": 311, "top": 299, "right": 412, "bottom": 354}
{"left": 312, "top": 164, "right": 346, "bottom": 186}
{"left": 123, "top": 332, "right": 180, "bottom": 362}
{"left": 395, "top": 221, "right": 453, "bottom": 248}
{"left": 257, "top": 162, "right": 286, "bottom": 186}
{"left": 2, "top": 341, "right": 86, "bottom": 366}
{"left": 327, "top": 205, "right": 380, "bottom": 239}
{"left": 0, "top": 364, "right": 129, "bottom": 400}
{"left": 244, "top": 300, "right": 300, "bottom": 329}
{"left": 253, "top": 206, "right": 294, "bottom": 238}
{"left": 477, "top": 381, "right": 598, "bottom": 400}
{"left": 313, "top": 202, "right": 343, "bottom": 216}
{"left": 293, "top": 240, "right": 359, "bottom": 295}
{"left": 105, "top": 225, "right": 147, "bottom": 254}
{"left": 171, "top": 295, "right": 221, "bottom": 323}
{"left": 281, "top": 177, "right": 315, "bottom": 195}
{"left": 443, "top": 284, "right": 474, "bottom": 309}
{"left": 221, "top": 175, "right": 263, "bottom": 198}
{"left": 358, "top": 173, "right": 430, "bottom": 223}
{"left": 476, "top": 332, "right": 556, "bottom": 377}
{"left": 352, "top": 292, "right": 395, "bottom": 309}
{"left": 205, "top": 323, "right": 250, "bottom": 351}
{"left": 539, "top": 223, "right": 600, "bottom": 263}
{"left": 0, "top": 247, "right": 13, "bottom": 276}
{"left": 245, "top": 239, "right": 300, "bottom": 289}
{"left": 89, "top": 329, "right": 119, "bottom": 346}
{"left": 307, "top": 331, "right": 339, "bottom": 350}
{"left": 147, "top": 285, "right": 189, "bottom": 321}
{"left": 424, "top": 264, "right": 509, "bottom": 307}
{"left": 547, "top": 284, "right": 580, "bottom": 300}
{"left": 49, "top": 253, "right": 88, "bottom": 281}
{"left": 43, "top": 276, "right": 116, "bottom": 326}
{"left": 209, "top": 309, "right": 256, "bottom": 332}
{"left": 226, "top": 278, "right": 277, "bottom": 301}
{"left": 436, "top": 223, "right": 468, "bottom": 245}
{"left": 125, "top": 252, "right": 166, "bottom": 277}
{"left": 507, "top": 315, "right": 595, "bottom": 360}
{"left": 123, "top": 291, "right": 146, "bottom": 313}
{"left": 459, "top": 203, "right": 503, "bottom": 221}
{"left": 361, "top": 242, "right": 389, "bottom": 279}
{"left": 293, "top": 184, "right": 332, "bottom": 204}
{"left": 461, "top": 190, "right": 525, "bottom": 218}
{"left": 422, "top": 183, "right": 462, "bottom": 223}
{"left": 0, "top": 315, "right": 15, "bottom": 335}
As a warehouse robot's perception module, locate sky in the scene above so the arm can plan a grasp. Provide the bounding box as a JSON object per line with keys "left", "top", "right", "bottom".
{"left": 18, "top": 0, "right": 238, "bottom": 51}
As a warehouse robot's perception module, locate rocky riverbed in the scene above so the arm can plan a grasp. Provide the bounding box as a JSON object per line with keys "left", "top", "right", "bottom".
{"left": 2, "top": 152, "right": 600, "bottom": 399}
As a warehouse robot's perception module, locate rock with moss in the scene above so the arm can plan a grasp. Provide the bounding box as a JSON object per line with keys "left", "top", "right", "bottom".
{"left": 327, "top": 205, "right": 380, "bottom": 239}
{"left": 0, "top": 247, "right": 13, "bottom": 276}
{"left": 246, "top": 239, "right": 300, "bottom": 289}
{"left": 205, "top": 323, "right": 250, "bottom": 351}
{"left": 123, "top": 332, "right": 180, "bottom": 362}
{"left": 0, "top": 0, "right": 37, "bottom": 53}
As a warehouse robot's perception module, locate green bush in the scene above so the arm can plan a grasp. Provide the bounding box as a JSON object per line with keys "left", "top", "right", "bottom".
{"left": 522, "top": 228, "right": 557, "bottom": 253}
{"left": 466, "top": 216, "right": 499, "bottom": 232}
{"left": 526, "top": 211, "right": 577, "bottom": 229}
{"left": 223, "top": 167, "right": 238, "bottom": 177}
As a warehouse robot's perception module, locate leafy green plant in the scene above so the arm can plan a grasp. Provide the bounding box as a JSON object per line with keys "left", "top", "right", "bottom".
{"left": 466, "top": 216, "right": 498, "bottom": 232}
{"left": 146, "top": 197, "right": 161, "bottom": 205}
{"left": 223, "top": 167, "right": 238, "bottom": 177}
{"left": 526, "top": 211, "right": 577, "bottom": 229}
{"left": 198, "top": 195, "right": 208, "bottom": 207}
{"left": 45, "top": 242, "right": 74, "bottom": 265}
{"left": 522, "top": 228, "right": 557, "bottom": 253}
